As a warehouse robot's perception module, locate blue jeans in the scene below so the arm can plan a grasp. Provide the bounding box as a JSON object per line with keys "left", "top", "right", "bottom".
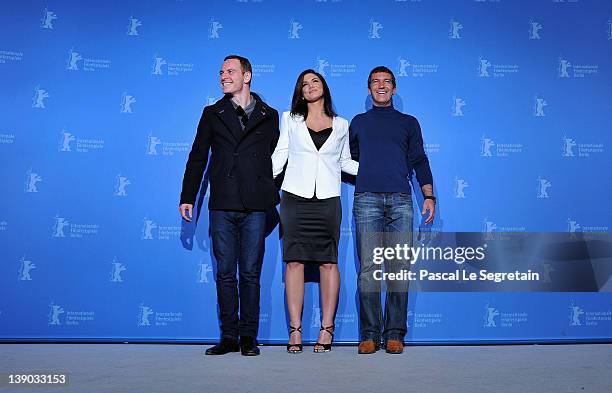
{"left": 353, "top": 192, "right": 413, "bottom": 343}
{"left": 210, "top": 210, "right": 266, "bottom": 340}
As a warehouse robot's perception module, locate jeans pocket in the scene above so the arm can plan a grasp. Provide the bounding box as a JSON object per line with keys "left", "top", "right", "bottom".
{"left": 396, "top": 192, "right": 413, "bottom": 205}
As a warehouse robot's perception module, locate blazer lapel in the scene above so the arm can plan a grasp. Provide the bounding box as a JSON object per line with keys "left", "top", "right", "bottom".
{"left": 317, "top": 117, "right": 337, "bottom": 152}
{"left": 299, "top": 119, "right": 319, "bottom": 152}
{"left": 301, "top": 116, "right": 336, "bottom": 152}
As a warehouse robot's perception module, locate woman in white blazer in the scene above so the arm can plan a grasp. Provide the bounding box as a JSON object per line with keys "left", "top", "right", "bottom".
{"left": 271, "top": 69, "right": 358, "bottom": 353}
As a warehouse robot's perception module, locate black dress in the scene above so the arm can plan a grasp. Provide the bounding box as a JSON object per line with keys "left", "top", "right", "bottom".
{"left": 280, "top": 127, "right": 342, "bottom": 264}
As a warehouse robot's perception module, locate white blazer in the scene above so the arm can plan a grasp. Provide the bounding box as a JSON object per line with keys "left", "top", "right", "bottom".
{"left": 272, "top": 111, "right": 359, "bottom": 199}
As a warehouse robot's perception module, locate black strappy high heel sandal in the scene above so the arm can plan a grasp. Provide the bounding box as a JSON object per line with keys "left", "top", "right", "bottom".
{"left": 286, "top": 325, "right": 303, "bottom": 354}
{"left": 313, "top": 324, "right": 334, "bottom": 353}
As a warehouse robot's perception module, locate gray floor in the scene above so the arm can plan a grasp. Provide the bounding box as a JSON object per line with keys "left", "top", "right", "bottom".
{"left": 1, "top": 344, "right": 611, "bottom": 393}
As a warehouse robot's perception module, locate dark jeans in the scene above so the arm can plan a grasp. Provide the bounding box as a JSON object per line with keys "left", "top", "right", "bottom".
{"left": 353, "top": 192, "right": 413, "bottom": 343}
{"left": 210, "top": 210, "right": 266, "bottom": 340}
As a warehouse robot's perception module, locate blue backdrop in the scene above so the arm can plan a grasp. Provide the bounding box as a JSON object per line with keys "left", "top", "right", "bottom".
{"left": 1, "top": 0, "right": 611, "bottom": 343}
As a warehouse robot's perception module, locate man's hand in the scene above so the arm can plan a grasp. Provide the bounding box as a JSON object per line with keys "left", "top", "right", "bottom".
{"left": 179, "top": 204, "right": 194, "bottom": 222}
{"left": 421, "top": 199, "right": 435, "bottom": 225}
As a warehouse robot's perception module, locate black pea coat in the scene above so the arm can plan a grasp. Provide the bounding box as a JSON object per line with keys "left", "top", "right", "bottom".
{"left": 180, "top": 93, "right": 280, "bottom": 210}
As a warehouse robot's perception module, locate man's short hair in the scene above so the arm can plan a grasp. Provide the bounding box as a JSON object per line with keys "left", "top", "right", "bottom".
{"left": 224, "top": 55, "right": 252, "bottom": 74}
{"left": 367, "top": 65, "right": 396, "bottom": 88}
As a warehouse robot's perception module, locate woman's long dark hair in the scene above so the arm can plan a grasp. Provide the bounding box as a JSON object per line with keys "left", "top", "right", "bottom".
{"left": 290, "top": 69, "right": 336, "bottom": 119}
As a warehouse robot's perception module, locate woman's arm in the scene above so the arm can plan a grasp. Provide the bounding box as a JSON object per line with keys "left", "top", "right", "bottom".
{"left": 340, "top": 130, "right": 359, "bottom": 176}
{"left": 271, "top": 112, "right": 290, "bottom": 178}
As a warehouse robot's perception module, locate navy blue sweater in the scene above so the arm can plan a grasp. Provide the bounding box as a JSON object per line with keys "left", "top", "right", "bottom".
{"left": 349, "top": 104, "right": 433, "bottom": 193}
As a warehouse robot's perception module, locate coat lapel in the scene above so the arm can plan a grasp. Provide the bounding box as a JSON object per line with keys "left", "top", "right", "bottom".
{"left": 214, "top": 98, "right": 242, "bottom": 142}
{"left": 239, "top": 101, "right": 268, "bottom": 142}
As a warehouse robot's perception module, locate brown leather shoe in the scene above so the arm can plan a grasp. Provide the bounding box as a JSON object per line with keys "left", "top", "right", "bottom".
{"left": 385, "top": 339, "right": 404, "bottom": 354}
{"left": 357, "top": 340, "right": 379, "bottom": 354}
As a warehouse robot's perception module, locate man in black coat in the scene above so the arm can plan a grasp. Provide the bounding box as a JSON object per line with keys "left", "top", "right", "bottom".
{"left": 179, "top": 55, "right": 279, "bottom": 356}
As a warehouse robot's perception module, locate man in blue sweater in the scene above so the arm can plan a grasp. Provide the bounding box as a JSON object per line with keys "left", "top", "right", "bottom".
{"left": 350, "top": 66, "right": 435, "bottom": 354}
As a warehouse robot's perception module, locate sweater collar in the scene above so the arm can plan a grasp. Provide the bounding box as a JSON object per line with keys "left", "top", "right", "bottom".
{"left": 370, "top": 103, "right": 395, "bottom": 112}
